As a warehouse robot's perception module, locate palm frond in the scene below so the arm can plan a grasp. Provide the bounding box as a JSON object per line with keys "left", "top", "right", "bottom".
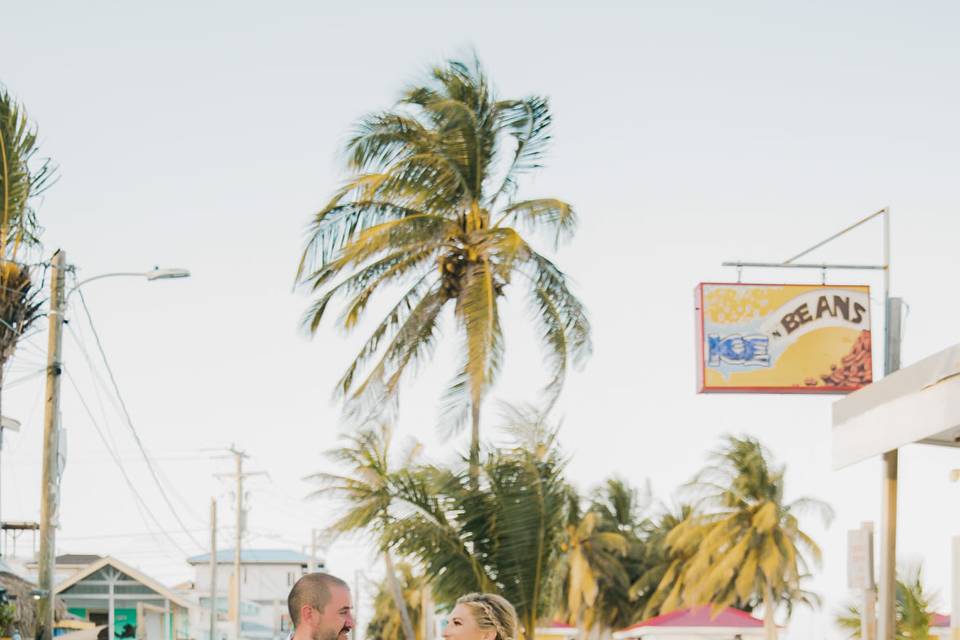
{"left": 0, "top": 88, "right": 53, "bottom": 261}
{"left": 496, "top": 199, "right": 577, "bottom": 248}
{"left": 490, "top": 96, "right": 552, "bottom": 206}
{"left": 456, "top": 258, "right": 503, "bottom": 405}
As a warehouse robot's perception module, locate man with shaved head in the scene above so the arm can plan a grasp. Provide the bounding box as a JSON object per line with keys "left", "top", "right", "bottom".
{"left": 288, "top": 573, "right": 354, "bottom": 640}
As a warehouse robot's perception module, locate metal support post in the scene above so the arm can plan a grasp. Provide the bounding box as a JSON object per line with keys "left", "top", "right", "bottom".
{"left": 952, "top": 535, "right": 960, "bottom": 640}
{"left": 878, "top": 207, "right": 900, "bottom": 640}
{"left": 859, "top": 522, "right": 877, "bottom": 640}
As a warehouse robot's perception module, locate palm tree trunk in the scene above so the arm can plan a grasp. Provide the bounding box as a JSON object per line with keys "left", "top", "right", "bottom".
{"left": 524, "top": 611, "right": 536, "bottom": 640}
{"left": 763, "top": 583, "right": 778, "bottom": 640}
{"left": 0, "top": 365, "right": 4, "bottom": 539}
{"left": 469, "top": 400, "right": 481, "bottom": 487}
{"left": 383, "top": 551, "right": 416, "bottom": 640}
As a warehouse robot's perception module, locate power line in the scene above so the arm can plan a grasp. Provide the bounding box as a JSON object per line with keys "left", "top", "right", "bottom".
{"left": 64, "top": 369, "right": 190, "bottom": 560}
{"left": 66, "top": 321, "right": 129, "bottom": 468}
{"left": 73, "top": 286, "right": 205, "bottom": 551}
{"left": 60, "top": 526, "right": 236, "bottom": 541}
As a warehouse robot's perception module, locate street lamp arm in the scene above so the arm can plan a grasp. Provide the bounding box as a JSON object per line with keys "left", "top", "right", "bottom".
{"left": 66, "top": 268, "right": 190, "bottom": 301}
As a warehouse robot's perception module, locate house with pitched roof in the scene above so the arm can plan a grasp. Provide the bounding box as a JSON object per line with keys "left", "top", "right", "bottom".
{"left": 53, "top": 556, "right": 194, "bottom": 640}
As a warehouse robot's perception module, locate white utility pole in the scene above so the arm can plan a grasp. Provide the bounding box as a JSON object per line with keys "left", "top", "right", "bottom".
{"left": 210, "top": 498, "right": 218, "bottom": 640}
{"left": 354, "top": 570, "right": 362, "bottom": 640}
{"left": 308, "top": 529, "right": 318, "bottom": 573}
{"left": 38, "top": 250, "right": 66, "bottom": 640}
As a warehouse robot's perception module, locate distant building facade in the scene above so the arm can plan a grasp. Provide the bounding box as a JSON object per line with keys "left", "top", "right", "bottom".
{"left": 186, "top": 549, "right": 320, "bottom": 640}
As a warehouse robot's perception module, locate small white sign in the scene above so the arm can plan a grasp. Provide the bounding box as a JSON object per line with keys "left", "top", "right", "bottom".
{"left": 848, "top": 526, "right": 875, "bottom": 590}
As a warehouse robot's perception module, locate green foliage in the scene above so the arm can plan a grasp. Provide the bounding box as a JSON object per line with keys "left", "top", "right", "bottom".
{"left": 297, "top": 58, "right": 591, "bottom": 467}
{"left": 314, "top": 425, "right": 831, "bottom": 637}
{"left": 0, "top": 602, "right": 16, "bottom": 636}
{"left": 0, "top": 87, "right": 53, "bottom": 260}
{"left": 836, "top": 564, "right": 937, "bottom": 640}
{"left": 558, "top": 478, "right": 650, "bottom": 631}
{"left": 382, "top": 418, "right": 569, "bottom": 637}
{"left": 0, "top": 87, "right": 52, "bottom": 440}
{"left": 366, "top": 563, "right": 426, "bottom": 640}
{"left": 306, "top": 424, "right": 419, "bottom": 640}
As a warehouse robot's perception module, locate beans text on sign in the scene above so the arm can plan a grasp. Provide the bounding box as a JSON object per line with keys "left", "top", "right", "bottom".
{"left": 781, "top": 295, "right": 867, "bottom": 335}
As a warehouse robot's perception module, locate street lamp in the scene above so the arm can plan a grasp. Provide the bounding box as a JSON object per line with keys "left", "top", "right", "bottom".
{"left": 37, "top": 252, "right": 190, "bottom": 640}
{"left": 67, "top": 266, "right": 191, "bottom": 298}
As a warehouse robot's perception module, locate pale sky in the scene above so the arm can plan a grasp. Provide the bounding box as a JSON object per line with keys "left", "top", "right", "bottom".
{"left": 3, "top": 1, "right": 960, "bottom": 638}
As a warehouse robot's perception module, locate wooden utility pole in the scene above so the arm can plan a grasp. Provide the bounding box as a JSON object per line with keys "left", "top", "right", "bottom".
{"left": 234, "top": 449, "right": 243, "bottom": 640}
{"left": 215, "top": 446, "right": 264, "bottom": 640}
{"left": 210, "top": 498, "right": 218, "bottom": 640}
{"left": 38, "top": 250, "right": 66, "bottom": 640}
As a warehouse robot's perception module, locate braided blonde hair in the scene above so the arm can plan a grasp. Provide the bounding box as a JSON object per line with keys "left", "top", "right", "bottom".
{"left": 456, "top": 593, "right": 518, "bottom": 640}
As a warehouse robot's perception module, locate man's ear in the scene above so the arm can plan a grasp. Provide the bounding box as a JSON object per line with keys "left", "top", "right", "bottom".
{"left": 300, "top": 605, "right": 315, "bottom": 627}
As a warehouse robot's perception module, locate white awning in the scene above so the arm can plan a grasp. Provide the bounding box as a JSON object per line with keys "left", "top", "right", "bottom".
{"left": 833, "top": 343, "right": 960, "bottom": 469}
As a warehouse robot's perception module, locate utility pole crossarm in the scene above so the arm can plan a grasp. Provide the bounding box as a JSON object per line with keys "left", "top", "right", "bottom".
{"left": 213, "top": 446, "right": 265, "bottom": 640}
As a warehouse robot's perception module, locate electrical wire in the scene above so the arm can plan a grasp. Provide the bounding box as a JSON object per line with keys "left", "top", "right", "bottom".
{"left": 72, "top": 286, "right": 206, "bottom": 551}
{"left": 64, "top": 368, "right": 191, "bottom": 560}
{"left": 60, "top": 526, "right": 235, "bottom": 541}
{"left": 67, "top": 322, "right": 136, "bottom": 474}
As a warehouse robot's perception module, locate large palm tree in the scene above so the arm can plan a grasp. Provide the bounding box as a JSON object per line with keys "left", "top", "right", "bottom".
{"left": 297, "top": 58, "right": 591, "bottom": 475}
{"left": 381, "top": 416, "right": 569, "bottom": 637}
{"left": 654, "top": 436, "right": 833, "bottom": 640}
{"left": 0, "top": 88, "right": 52, "bottom": 482}
{"left": 305, "top": 425, "right": 418, "bottom": 640}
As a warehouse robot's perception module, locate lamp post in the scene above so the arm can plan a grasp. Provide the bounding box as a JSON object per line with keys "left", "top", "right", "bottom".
{"left": 37, "top": 252, "right": 189, "bottom": 640}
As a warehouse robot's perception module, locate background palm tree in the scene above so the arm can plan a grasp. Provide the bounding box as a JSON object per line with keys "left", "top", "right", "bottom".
{"left": 559, "top": 492, "right": 629, "bottom": 632}
{"left": 652, "top": 436, "right": 833, "bottom": 640}
{"left": 0, "top": 87, "right": 53, "bottom": 472}
{"left": 366, "top": 562, "right": 427, "bottom": 640}
{"left": 836, "top": 564, "right": 937, "bottom": 640}
{"left": 562, "top": 478, "right": 652, "bottom": 633}
{"left": 305, "top": 425, "right": 418, "bottom": 640}
{"left": 297, "top": 58, "right": 591, "bottom": 477}
{"left": 634, "top": 504, "right": 701, "bottom": 618}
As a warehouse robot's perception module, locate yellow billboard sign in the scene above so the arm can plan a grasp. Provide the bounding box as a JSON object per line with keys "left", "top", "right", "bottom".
{"left": 695, "top": 283, "right": 872, "bottom": 393}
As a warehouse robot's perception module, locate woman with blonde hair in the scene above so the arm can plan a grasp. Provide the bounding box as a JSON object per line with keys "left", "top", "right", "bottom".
{"left": 441, "top": 593, "right": 519, "bottom": 640}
